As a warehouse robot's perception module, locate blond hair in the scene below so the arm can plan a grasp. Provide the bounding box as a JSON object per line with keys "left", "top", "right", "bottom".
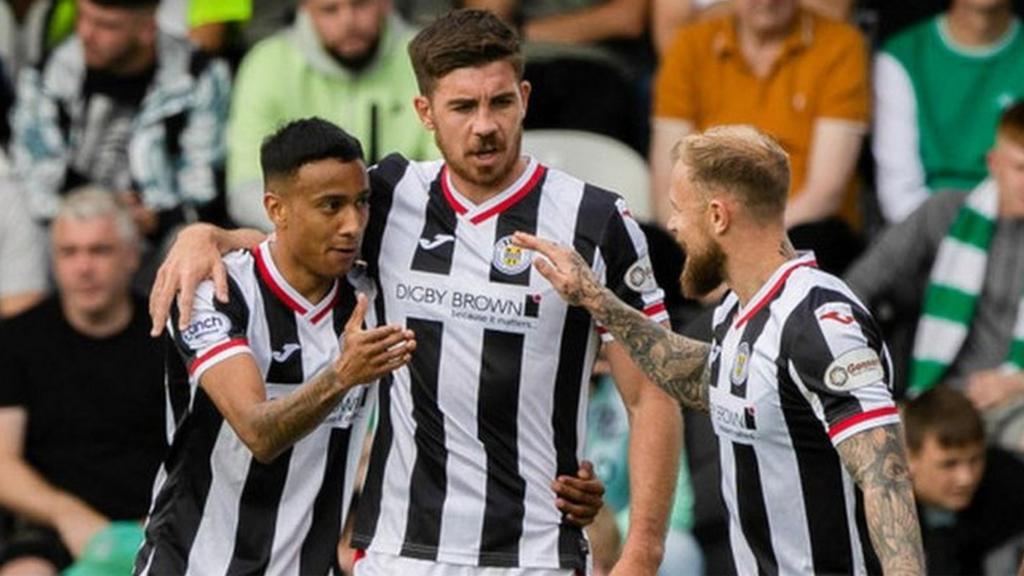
{"left": 672, "top": 125, "right": 790, "bottom": 222}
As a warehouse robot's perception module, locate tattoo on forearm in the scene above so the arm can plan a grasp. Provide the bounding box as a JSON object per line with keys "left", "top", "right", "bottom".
{"left": 254, "top": 369, "right": 342, "bottom": 460}
{"left": 837, "top": 425, "right": 926, "bottom": 576}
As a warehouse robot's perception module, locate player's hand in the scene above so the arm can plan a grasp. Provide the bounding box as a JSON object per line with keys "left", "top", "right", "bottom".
{"left": 51, "top": 495, "right": 110, "bottom": 558}
{"left": 553, "top": 460, "right": 605, "bottom": 527}
{"left": 335, "top": 294, "right": 416, "bottom": 389}
{"left": 965, "top": 369, "right": 1024, "bottom": 411}
{"left": 511, "top": 232, "right": 605, "bottom": 311}
{"left": 149, "top": 223, "right": 230, "bottom": 337}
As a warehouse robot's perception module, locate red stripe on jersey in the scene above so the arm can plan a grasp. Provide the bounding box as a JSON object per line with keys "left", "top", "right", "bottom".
{"left": 310, "top": 286, "right": 342, "bottom": 324}
{"left": 828, "top": 406, "right": 899, "bottom": 440}
{"left": 353, "top": 549, "right": 366, "bottom": 564}
{"left": 440, "top": 165, "right": 468, "bottom": 215}
{"left": 644, "top": 302, "right": 667, "bottom": 318}
{"left": 470, "top": 165, "right": 546, "bottom": 225}
{"left": 254, "top": 244, "right": 308, "bottom": 315}
{"left": 189, "top": 338, "right": 248, "bottom": 376}
{"left": 735, "top": 258, "right": 817, "bottom": 328}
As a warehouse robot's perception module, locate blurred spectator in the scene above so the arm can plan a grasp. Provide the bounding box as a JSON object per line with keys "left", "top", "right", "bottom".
{"left": 0, "top": 178, "right": 47, "bottom": 319}
{"left": 846, "top": 101, "right": 1024, "bottom": 451}
{"left": 651, "top": 0, "right": 855, "bottom": 56}
{"left": 904, "top": 387, "right": 1024, "bottom": 575}
{"left": 226, "top": 0, "right": 433, "bottom": 230}
{"left": 0, "top": 187, "right": 166, "bottom": 576}
{"left": 0, "top": 0, "right": 76, "bottom": 73}
{"left": 651, "top": 0, "right": 868, "bottom": 272}
{"left": 0, "top": 59, "right": 12, "bottom": 156}
{"left": 157, "top": 0, "right": 252, "bottom": 57}
{"left": 858, "top": 0, "right": 1024, "bottom": 46}
{"left": 465, "top": 0, "right": 654, "bottom": 153}
{"left": 9, "top": 0, "right": 231, "bottom": 247}
{"left": 873, "top": 0, "right": 1024, "bottom": 223}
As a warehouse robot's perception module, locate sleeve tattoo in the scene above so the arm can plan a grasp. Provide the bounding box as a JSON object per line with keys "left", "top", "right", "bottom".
{"left": 836, "top": 424, "right": 926, "bottom": 575}
{"left": 591, "top": 288, "right": 711, "bottom": 412}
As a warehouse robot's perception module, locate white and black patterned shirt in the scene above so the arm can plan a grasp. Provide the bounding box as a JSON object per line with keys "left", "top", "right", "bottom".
{"left": 351, "top": 154, "right": 668, "bottom": 570}
{"left": 708, "top": 252, "right": 899, "bottom": 576}
{"left": 136, "top": 239, "right": 375, "bottom": 576}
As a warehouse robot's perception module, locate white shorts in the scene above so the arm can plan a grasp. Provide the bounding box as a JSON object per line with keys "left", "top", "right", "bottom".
{"left": 352, "top": 550, "right": 585, "bottom": 576}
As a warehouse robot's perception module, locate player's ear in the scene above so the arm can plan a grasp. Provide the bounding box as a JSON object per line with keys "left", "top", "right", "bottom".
{"left": 265, "top": 191, "right": 287, "bottom": 229}
{"left": 414, "top": 95, "right": 435, "bottom": 131}
{"left": 707, "top": 197, "right": 731, "bottom": 235}
{"left": 519, "top": 80, "right": 531, "bottom": 120}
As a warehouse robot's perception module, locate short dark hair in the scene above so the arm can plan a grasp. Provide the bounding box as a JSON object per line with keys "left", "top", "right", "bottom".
{"left": 260, "top": 118, "right": 364, "bottom": 185}
{"left": 998, "top": 100, "right": 1024, "bottom": 147}
{"left": 408, "top": 9, "right": 523, "bottom": 96}
{"left": 903, "top": 386, "right": 985, "bottom": 454}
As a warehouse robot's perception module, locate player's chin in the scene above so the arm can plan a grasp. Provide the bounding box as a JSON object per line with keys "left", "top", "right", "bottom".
{"left": 323, "top": 249, "right": 356, "bottom": 276}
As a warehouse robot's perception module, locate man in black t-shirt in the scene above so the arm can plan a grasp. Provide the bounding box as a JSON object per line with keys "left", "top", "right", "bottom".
{"left": 0, "top": 187, "right": 166, "bottom": 576}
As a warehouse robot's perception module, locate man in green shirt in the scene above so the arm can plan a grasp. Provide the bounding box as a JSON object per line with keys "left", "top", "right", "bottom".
{"left": 227, "top": 0, "right": 436, "bottom": 230}
{"left": 873, "top": 0, "right": 1024, "bottom": 223}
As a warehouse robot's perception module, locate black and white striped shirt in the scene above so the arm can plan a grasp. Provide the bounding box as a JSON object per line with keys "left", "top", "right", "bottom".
{"left": 351, "top": 154, "right": 667, "bottom": 570}
{"left": 135, "top": 239, "right": 375, "bottom": 576}
{"left": 708, "top": 252, "right": 899, "bottom": 575}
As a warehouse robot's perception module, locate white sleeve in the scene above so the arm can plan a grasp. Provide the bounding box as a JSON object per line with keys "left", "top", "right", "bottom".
{"left": 872, "top": 52, "right": 931, "bottom": 224}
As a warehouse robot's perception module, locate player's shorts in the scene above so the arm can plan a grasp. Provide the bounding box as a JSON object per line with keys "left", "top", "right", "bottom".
{"left": 352, "top": 550, "right": 586, "bottom": 576}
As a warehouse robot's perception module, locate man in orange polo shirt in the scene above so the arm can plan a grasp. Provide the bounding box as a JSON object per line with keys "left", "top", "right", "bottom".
{"left": 650, "top": 0, "right": 868, "bottom": 271}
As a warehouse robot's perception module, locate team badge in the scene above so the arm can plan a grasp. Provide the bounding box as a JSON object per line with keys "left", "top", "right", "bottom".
{"left": 492, "top": 235, "right": 532, "bottom": 275}
{"left": 731, "top": 341, "right": 751, "bottom": 386}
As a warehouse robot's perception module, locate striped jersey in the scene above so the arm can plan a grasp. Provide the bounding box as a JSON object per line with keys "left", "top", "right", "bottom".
{"left": 135, "top": 239, "right": 376, "bottom": 576}
{"left": 708, "top": 252, "right": 899, "bottom": 575}
{"left": 351, "top": 154, "right": 668, "bottom": 570}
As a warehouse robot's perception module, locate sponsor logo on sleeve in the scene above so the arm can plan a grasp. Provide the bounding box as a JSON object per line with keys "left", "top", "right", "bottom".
{"left": 624, "top": 255, "right": 658, "bottom": 293}
{"left": 180, "top": 311, "right": 231, "bottom": 351}
{"left": 825, "top": 347, "right": 885, "bottom": 392}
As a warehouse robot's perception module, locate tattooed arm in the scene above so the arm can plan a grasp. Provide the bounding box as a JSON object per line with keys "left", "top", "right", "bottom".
{"left": 835, "top": 424, "right": 926, "bottom": 575}
{"left": 513, "top": 232, "right": 712, "bottom": 411}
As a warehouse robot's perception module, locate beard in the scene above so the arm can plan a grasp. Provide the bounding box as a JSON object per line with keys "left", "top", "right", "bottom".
{"left": 680, "top": 238, "right": 726, "bottom": 298}
{"left": 328, "top": 34, "right": 381, "bottom": 73}
{"left": 440, "top": 130, "right": 521, "bottom": 190}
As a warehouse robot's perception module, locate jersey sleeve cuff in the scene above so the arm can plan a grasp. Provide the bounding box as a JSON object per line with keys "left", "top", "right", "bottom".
{"left": 598, "top": 302, "right": 670, "bottom": 342}
{"left": 189, "top": 338, "right": 252, "bottom": 381}
{"left": 828, "top": 405, "right": 900, "bottom": 446}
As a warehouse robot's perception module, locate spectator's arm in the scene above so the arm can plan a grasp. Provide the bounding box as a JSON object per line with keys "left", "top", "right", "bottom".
{"left": 0, "top": 408, "right": 109, "bottom": 556}
{"left": 649, "top": 119, "right": 693, "bottom": 227}
{"left": 785, "top": 119, "right": 865, "bottom": 228}
{"left": 174, "top": 57, "right": 232, "bottom": 213}
{"left": 651, "top": 27, "right": 699, "bottom": 226}
{"left": 521, "top": 0, "right": 648, "bottom": 44}
{"left": 873, "top": 52, "right": 929, "bottom": 224}
{"left": 606, "top": 342, "right": 681, "bottom": 575}
{"left": 0, "top": 181, "right": 48, "bottom": 317}
{"left": 786, "top": 24, "right": 868, "bottom": 227}
{"left": 652, "top": 0, "right": 696, "bottom": 55}
{"left": 9, "top": 68, "right": 69, "bottom": 221}
{"left": 844, "top": 191, "right": 960, "bottom": 310}
{"left": 225, "top": 48, "right": 282, "bottom": 230}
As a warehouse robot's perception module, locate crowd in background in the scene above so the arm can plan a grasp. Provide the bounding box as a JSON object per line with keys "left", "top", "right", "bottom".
{"left": 2, "top": 0, "right": 1024, "bottom": 574}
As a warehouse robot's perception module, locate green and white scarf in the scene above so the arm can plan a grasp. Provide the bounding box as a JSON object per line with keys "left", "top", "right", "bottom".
{"left": 909, "top": 178, "right": 1024, "bottom": 396}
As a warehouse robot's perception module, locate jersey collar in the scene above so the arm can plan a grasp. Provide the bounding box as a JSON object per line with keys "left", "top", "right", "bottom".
{"left": 253, "top": 240, "right": 340, "bottom": 323}
{"left": 440, "top": 157, "right": 546, "bottom": 225}
{"left": 734, "top": 251, "right": 817, "bottom": 328}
